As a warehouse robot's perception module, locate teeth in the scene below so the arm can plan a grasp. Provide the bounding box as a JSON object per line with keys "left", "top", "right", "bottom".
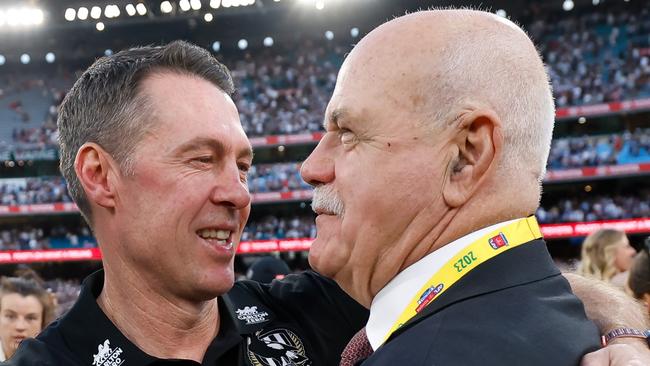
{"left": 198, "top": 229, "right": 231, "bottom": 240}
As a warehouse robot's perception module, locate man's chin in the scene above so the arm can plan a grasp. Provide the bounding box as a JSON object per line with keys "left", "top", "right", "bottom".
{"left": 307, "top": 240, "right": 346, "bottom": 279}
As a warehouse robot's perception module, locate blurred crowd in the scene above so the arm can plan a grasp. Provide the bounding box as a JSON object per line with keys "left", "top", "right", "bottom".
{"left": 547, "top": 129, "right": 650, "bottom": 169}
{"left": 0, "top": 225, "right": 94, "bottom": 251}
{"left": 0, "top": 177, "right": 71, "bottom": 206}
{"left": 241, "top": 215, "right": 316, "bottom": 241}
{"left": 1, "top": 129, "right": 648, "bottom": 207}
{"left": 1, "top": 1, "right": 650, "bottom": 150}
{"left": 530, "top": 3, "right": 650, "bottom": 107}
{"left": 2, "top": 187, "right": 648, "bottom": 250}
{"left": 536, "top": 190, "right": 650, "bottom": 224}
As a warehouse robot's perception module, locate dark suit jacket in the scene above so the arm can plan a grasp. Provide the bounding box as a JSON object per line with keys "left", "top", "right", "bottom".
{"left": 362, "top": 240, "right": 601, "bottom": 366}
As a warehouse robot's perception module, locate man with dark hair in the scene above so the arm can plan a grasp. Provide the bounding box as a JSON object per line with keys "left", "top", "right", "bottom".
{"left": 3, "top": 39, "right": 647, "bottom": 366}
{"left": 6, "top": 40, "right": 366, "bottom": 365}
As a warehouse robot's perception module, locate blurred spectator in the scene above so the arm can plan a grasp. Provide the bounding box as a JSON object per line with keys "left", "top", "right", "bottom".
{"left": 246, "top": 256, "right": 291, "bottom": 283}
{"left": 627, "top": 237, "right": 650, "bottom": 315}
{"left": 0, "top": 269, "right": 56, "bottom": 361}
{"left": 577, "top": 229, "right": 637, "bottom": 287}
{"left": 43, "top": 279, "right": 80, "bottom": 318}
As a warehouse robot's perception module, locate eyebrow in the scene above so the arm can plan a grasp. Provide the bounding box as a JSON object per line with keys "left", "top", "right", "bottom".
{"left": 323, "top": 108, "right": 347, "bottom": 130}
{"left": 173, "top": 137, "right": 254, "bottom": 160}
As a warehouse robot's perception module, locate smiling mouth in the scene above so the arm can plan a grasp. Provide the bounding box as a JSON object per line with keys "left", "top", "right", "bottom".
{"left": 197, "top": 228, "right": 234, "bottom": 250}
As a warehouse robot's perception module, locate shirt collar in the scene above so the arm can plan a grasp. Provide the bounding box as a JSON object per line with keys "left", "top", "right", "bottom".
{"left": 57, "top": 270, "right": 243, "bottom": 365}
{"left": 365, "top": 218, "right": 521, "bottom": 350}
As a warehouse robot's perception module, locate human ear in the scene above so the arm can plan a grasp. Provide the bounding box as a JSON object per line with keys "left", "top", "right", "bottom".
{"left": 442, "top": 110, "right": 502, "bottom": 207}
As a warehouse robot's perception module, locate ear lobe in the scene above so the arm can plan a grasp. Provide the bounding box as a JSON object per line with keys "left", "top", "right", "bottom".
{"left": 442, "top": 110, "right": 501, "bottom": 208}
{"left": 74, "top": 143, "right": 118, "bottom": 210}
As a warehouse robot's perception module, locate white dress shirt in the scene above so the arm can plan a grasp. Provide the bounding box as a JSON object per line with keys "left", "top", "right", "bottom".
{"left": 365, "top": 218, "right": 521, "bottom": 350}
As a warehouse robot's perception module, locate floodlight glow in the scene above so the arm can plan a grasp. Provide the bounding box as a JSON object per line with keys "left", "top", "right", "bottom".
{"left": 222, "top": 0, "right": 231, "bottom": 7}
{"left": 212, "top": 41, "right": 220, "bottom": 52}
{"left": 104, "top": 5, "right": 120, "bottom": 18}
{"left": 0, "top": 12, "right": 4, "bottom": 26}
{"left": 45, "top": 52, "right": 55, "bottom": 63}
{"left": 91, "top": 6, "right": 101, "bottom": 19}
{"left": 190, "top": 0, "right": 202, "bottom": 10}
{"left": 210, "top": 0, "right": 221, "bottom": 8}
{"left": 78, "top": 7, "right": 89, "bottom": 20}
{"left": 126, "top": 4, "right": 136, "bottom": 16}
{"left": 563, "top": 0, "right": 574, "bottom": 11}
{"left": 65, "top": 8, "right": 76, "bottom": 21}
{"left": 33, "top": 9, "right": 44, "bottom": 24}
{"left": 325, "top": 30, "right": 334, "bottom": 40}
{"left": 263, "top": 36, "right": 274, "bottom": 47}
{"left": 0, "top": 55, "right": 5, "bottom": 66}
{"left": 105, "top": 49, "right": 113, "bottom": 56}
{"left": 315, "top": 0, "right": 324, "bottom": 10}
{"left": 20, "top": 54, "right": 30, "bottom": 64}
{"left": 96, "top": 22, "right": 105, "bottom": 31}
{"left": 136, "top": 3, "right": 147, "bottom": 15}
{"left": 179, "top": 0, "right": 191, "bottom": 11}
{"left": 592, "top": 0, "right": 600, "bottom": 4}
{"left": 64, "top": 8, "right": 76, "bottom": 21}
{"left": 238, "top": 39, "right": 248, "bottom": 50}
{"left": 204, "top": 13, "right": 213, "bottom": 22}
{"left": 350, "top": 27, "right": 359, "bottom": 38}
{"left": 160, "top": 1, "right": 173, "bottom": 13}
{"left": 496, "top": 9, "right": 506, "bottom": 17}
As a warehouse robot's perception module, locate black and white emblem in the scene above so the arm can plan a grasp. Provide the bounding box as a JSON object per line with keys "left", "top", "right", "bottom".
{"left": 246, "top": 328, "right": 312, "bottom": 366}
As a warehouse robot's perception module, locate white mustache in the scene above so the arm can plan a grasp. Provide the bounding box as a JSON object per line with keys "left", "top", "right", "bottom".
{"left": 311, "top": 185, "right": 345, "bottom": 217}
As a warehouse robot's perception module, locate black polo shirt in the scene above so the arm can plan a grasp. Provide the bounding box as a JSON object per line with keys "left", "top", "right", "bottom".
{"left": 3, "top": 270, "right": 367, "bottom": 366}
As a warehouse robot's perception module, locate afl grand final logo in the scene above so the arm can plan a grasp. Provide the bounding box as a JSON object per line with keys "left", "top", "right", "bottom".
{"left": 247, "top": 328, "right": 312, "bottom": 366}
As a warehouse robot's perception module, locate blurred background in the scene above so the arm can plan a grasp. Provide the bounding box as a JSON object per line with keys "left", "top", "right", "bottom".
{"left": 0, "top": 0, "right": 648, "bottom": 317}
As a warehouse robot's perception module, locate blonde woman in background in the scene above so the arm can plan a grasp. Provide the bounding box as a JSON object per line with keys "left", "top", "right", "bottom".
{"left": 0, "top": 270, "right": 56, "bottom": 361}
{"left": 628, "top": 238, "right": 650, "bottom": 315}
{"left": 578, "top": 228, "right": 637, "bottom": 287}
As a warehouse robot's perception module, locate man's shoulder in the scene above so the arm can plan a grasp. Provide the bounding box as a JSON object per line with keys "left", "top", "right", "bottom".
{"left": 232, "top": 270, "right": 346, "bottom": 304}
{"left": 371, "top": 276, "right": 600, "bottom": 366}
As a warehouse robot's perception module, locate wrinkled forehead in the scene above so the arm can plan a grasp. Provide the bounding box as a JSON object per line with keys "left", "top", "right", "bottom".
{"left": 325, "top": 38, "right": 433, "bottom": 130}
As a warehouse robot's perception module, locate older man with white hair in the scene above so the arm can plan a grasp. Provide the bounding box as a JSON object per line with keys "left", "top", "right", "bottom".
{"left": 301, "top": 9, "right": 648, "bottom": 366}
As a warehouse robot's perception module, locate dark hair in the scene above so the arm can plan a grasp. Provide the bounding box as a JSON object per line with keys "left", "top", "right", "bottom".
{"left": 0, "top": 268, "right": 56, "bottom": 328}
{"left": 628, "top": 237, "right": 650, "bottom": 299}
{"left": 58, "top": 40, "right": 235, "bottom": 224}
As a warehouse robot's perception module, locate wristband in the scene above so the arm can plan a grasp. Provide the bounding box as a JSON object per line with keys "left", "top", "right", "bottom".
{"left": 601, "top": 328, "right": 650, "bottom": 347}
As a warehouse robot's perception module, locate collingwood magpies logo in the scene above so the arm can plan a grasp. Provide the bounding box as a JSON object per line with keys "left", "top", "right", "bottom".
{"left": 246, "top": 328, "right": 312, "bottom": 366}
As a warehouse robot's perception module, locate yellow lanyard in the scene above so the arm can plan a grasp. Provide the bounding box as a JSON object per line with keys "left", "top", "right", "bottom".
{"left": 381, "top": 216, "right": 543, "bottom": 345}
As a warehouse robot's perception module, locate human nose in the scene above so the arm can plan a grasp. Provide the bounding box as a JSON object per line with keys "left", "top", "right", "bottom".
{"left": 14, "top": 317, "right": 28, "bottom": 332}
{"left": 209, "top": 162, "right": 251, "bottom": 210}
{"left": 301, "top": 134, "right": 336, "bottom": 187}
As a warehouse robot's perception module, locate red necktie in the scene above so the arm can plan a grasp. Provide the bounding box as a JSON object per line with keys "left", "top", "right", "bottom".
{"left": 340, "top": 328, "right": 373, "bottom": 366}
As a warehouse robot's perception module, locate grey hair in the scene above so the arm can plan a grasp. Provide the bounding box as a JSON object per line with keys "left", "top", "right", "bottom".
{"left": 418, "top": 10, "right": 555, "bottom": 185}
{"left": 57, "top": 40, "right": 235, "bottom": 225}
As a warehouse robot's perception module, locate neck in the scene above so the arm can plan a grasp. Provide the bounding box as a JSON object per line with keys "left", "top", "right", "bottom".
{"left": 366, "top": 196, "right": 532, "bottom": 306}
{"left": 97, "top": 265, "right": 219, "bottom": 362}
{"left": 3, "top": 343, "right": 13, "bottom": 360}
